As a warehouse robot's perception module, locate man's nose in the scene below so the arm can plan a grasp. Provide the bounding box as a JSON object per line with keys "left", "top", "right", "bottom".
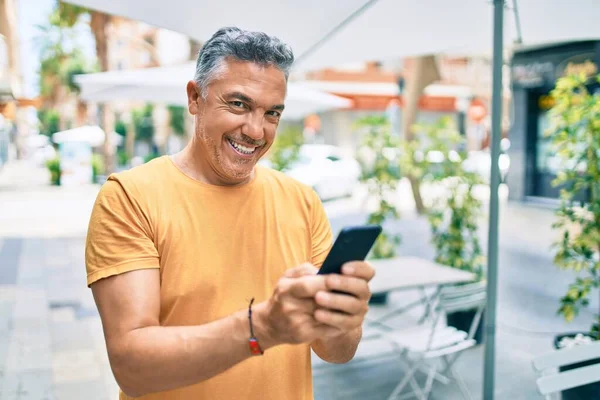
{"left": 242, "top": 112, "right": 265, "bottom": 141}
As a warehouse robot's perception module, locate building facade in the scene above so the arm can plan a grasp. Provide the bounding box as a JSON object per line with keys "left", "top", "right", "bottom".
{"left": 507, "top": 40, "right": 600, "bottom": 202}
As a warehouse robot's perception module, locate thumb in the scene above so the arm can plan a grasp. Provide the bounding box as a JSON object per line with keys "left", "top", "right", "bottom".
{"left": 284, "top": 263, "right": 318, "bottom": 278}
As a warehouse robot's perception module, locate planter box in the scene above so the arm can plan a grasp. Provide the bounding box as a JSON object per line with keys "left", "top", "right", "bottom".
{"left": 553, "top": 333, "right": 600, "bottom": 400}
{"left": 369, "top": 292, "right": 388, "bottom": 305}
{"left": 446, "top": 309, "right": 484, "bottom": 344}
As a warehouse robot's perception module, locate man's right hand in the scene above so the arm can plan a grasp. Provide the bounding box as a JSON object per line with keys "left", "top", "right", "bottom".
{"left": 253, "top": 263, "right": 340, "bottom": 347}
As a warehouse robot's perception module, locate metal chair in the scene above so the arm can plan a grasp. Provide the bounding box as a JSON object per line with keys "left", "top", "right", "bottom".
{"left": 532, "top": 340, "right": 600, "bottom": 399}
{"left": 376, "top": 281, "right": 486, "bottom": 400}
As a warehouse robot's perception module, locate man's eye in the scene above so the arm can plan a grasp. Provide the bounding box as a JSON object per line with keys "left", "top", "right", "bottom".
{"left": 230, "top": 101, "right": 246, "bottom": 109}
{"left": 266, "top": 110, "right": 281, "bottom": 118}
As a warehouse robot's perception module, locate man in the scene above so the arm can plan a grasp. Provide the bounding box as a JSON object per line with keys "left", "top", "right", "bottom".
{"left": 86, "top": 26, "right": 375, "bottom": 400}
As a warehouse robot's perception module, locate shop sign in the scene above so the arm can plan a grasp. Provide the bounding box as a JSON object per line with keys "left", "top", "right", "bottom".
{"left": 512, "top": 61, "right": 555, "bottom": 88}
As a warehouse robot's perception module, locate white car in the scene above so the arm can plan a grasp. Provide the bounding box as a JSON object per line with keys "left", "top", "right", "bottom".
{"left": 278, "top": 144, "right": 361, "bottom": 201}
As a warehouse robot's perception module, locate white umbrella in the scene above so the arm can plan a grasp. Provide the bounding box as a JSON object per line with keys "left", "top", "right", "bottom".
{"left": 74, "top": 63, "right": 352, "bottom": 120}
{"left": 52, "top": 125, "right": 122, "bottom": 147}
{"left": 64, "top": 1, "right": 600, "bottom": 398}
{"left": 64, "top": 0, "right": 600, "bottom": 71}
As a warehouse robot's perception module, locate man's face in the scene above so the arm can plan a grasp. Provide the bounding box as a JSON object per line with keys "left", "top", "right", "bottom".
{"left": 186, "top": 59, "right": 287, "bottom": 184}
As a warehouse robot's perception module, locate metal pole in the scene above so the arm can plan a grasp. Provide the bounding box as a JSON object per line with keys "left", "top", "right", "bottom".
{"left": 483, "top": 1, "right": 504, "bottom": 399}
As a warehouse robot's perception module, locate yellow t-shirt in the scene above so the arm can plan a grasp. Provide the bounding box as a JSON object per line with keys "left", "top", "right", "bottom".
{"left": 85, "top": 156, "right": 333, "bottom": 400}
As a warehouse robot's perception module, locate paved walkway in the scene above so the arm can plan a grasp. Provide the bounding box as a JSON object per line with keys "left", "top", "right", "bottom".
{"left": 0, "top": 161, "right": 589, "bottom": 399}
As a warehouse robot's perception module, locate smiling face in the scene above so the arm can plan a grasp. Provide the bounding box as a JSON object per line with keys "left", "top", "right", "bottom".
{"left": 186, "top": 58, "right": 287, "bottom": 185}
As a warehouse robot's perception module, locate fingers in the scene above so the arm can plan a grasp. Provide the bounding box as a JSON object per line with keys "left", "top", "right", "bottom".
{"left": 284, "top": 263, "right": 318, "bottom": 278}
{"left": 314, "top": 308, "right": 364, "bottom": 331}
{"left": 285, "top": 275, "right": 328, "bottom": 298}
{"left": 315, "top": 291, "right": 367, "bottom": 315}
{"left": 341, "top": 261, "right": 375, "bottom": 282}
{"left": 324, "top": 274, "right": 371, "bottom": 300}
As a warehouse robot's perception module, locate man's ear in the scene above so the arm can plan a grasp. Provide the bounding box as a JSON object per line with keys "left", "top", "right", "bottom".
{"left": 186, "top": 80, "right": 201, "bottom": 115}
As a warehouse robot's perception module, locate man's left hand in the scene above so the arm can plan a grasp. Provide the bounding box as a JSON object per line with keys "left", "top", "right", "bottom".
{"left": 313, "top": 261, "right": 375, "bottom": 334}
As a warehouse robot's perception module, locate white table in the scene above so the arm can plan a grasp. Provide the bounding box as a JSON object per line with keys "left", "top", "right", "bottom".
{"left": 369, "top": 256, "right": 475, "bottom": 294}
{"left": 368, "top": 256, "right": 476, "bottom": 325}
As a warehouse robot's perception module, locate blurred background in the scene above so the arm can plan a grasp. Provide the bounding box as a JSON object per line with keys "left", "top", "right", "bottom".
{"left": 1, "top": 0, "right": 600, "bottom": 399}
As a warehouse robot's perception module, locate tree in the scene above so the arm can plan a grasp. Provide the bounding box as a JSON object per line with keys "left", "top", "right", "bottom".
{"left": 413, "top": 117, "right": 485, "bottom": 280}
{"left": 35, "top": 5, "right": 94, "bottom": 129}
{"left": 57, "top": 1, "right": 113, "bottom": 172}
{"left": 549, "top": 73, "right": 600, "bottom": 339}
{"left": 355, "top": 115, "right": 402, "bottom": 259}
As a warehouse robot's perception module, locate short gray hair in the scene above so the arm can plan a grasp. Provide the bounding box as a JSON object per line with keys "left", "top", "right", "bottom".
{"left": 193, "top": 27, "right": 295, "bottom": 98}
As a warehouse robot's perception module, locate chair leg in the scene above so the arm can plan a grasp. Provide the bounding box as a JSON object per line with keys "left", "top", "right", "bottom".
{"left": 422, "top": 363, "right": 438, "bottom": 398}
{"left": 450, "top": 365, "right": 473, "bottom": 400}
{"left": 387, "top": 365, "right": 416, "bottom": 400}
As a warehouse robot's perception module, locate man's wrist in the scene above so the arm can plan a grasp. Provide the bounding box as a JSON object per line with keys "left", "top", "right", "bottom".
{"left": 244, "top": 301, "right": 280, "bottom": 351}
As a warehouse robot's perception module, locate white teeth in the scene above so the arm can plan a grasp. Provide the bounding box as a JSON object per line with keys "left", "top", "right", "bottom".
{"left": 228, "top": 139, "right": 256, "bottom": 154}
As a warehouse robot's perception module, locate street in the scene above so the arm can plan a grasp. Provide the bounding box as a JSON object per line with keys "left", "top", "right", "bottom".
{"left": 0, "top": 162, "right": 593, "bottom": 400}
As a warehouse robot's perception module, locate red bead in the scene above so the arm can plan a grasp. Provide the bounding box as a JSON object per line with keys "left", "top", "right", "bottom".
{"left": 249, "top": 338, "right": 263, "bottom": 355}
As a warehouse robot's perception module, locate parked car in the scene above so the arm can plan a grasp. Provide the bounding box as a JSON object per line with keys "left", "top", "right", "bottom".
{"left": 264, "top": 144, "right": 361, "bottom": 201}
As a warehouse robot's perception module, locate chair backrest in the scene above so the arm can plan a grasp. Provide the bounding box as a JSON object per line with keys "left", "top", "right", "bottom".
{"left": 438, "top": 281, "right": 487, "bottom": 314}
{"left": 427, "top": 281, "right": 487, "bottom": 344}
{"left": 532, "top": 341, "right": 600, "bottom": 396}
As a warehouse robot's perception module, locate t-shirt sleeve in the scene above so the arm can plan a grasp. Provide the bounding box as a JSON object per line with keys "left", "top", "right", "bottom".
{"left": 310, "top": 190, "right": 333, "bottom": 268}
{"left": 85, "top": 177, "right": 159, "bottom": 287}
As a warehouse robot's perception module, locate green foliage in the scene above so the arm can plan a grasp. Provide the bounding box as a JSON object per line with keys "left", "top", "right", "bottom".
{"left": 38, "top": 109, "right": 61, "bottom": 136}
{"left": 36, "top": 2, "right": 94, "bottom": 104}
{"left": 144, "top": 153, "right": 160, "bottom": 163}
{"left": 132, "top": 105, "right": 155, "bottom": 142}
{"left": 548, "top": 73, "right": 600, "bottom": 338}
{"left": 168, "top": 106, "right": 186, "bottom": 137}
{"left": 116, "top": 150, "right": 129, "bottom": 167}
{"left": 268, "top": 126, "right": 304, "bottom": 172}
{"left": 91, "top": 153, "right": 104, "bottom": 183}
{"left": 354, "top": 115, "right": 402, "bottom": 259}
{"left": 412, "top": 117, "right": 485, "bottom": 280}
{"left": 114, "top": 120, "right": 127, "bottom": 137}
{"left": 45, "top": 157, "right": 61, "bottom": 185}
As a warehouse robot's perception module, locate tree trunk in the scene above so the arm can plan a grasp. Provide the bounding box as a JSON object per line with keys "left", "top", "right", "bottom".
{"left": 90, "top": 11, "right": 114, "bottom": 174}
{"left": 401, "top": 55, "right": 441, "bottom": 214}
{"left": 75, "top": 100, "right": 88, "bottom": 127}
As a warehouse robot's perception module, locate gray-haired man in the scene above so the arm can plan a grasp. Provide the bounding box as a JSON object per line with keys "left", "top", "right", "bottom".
{"left": 85, "top": 27, "right": 374, "bottom": 400}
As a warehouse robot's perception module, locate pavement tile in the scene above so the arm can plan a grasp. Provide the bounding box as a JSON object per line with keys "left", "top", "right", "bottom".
{"left": 54, "top": 378, "right": 109, "bottom": 400}
{"left": 5, "top": 319, "right": 52, "bottom": 372}
{"left": 52, "top": 349, "right": 103, "bottom": 385}
{"left": 0, "top": 369, "right": 55, "bottom": 400}
{"left": 50, "top": 320, "right": 94, "bottom": 352}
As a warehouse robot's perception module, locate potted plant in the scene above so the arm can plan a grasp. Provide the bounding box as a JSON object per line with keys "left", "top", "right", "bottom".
{"left": 46, "top": 156, "right": 61, "bottom": 186}
{"left": 355, "top": 115, "right": 403, "bottom": 304}
{"left": 548, "top": 73, "right": 600, "bottom": 399}
{"left": 91, "top": 153, "right": 104, "bottom": 184}
{"left": 413, "top": 117, "right": 486, "bottom": 343}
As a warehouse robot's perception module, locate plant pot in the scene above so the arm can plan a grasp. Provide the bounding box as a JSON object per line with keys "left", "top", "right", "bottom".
{"left": 446, "top": 309, "right": 484, "bottom": 345}
{"left": 369, "top": 292, "right": 389, "bottom": 305}
{"left": 553, "top": 333, "right": 600, "bottom": 400}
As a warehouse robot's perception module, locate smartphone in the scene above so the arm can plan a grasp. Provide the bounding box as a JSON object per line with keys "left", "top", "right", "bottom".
{"left": 317, "top": 225, "right": 382, "bottom": 275}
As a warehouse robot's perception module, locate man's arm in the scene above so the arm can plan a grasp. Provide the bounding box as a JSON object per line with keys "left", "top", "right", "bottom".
{"left": 92, "top": 265, "right": 340, "bottom": 398}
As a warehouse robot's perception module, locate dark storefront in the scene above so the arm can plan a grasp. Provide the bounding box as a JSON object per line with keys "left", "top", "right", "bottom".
{"left": 508, "top": 40, "right": 600, "bottom": 202}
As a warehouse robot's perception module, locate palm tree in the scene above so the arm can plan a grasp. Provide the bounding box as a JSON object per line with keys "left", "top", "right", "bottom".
{"left": 57, "top": 1, "right": 114, "bottom": 172}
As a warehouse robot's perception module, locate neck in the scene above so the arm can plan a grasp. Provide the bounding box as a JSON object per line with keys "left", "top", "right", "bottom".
{"left": 172, "top": 142, "right": 254, "bottom": 187}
